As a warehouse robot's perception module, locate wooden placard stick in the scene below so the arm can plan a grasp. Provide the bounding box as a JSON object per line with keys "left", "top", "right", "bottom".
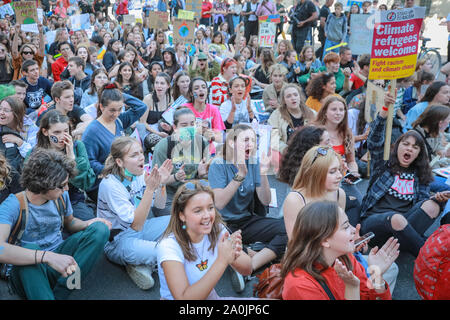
{"left": 383, "top": 79, "right": 397, "bottom": 160}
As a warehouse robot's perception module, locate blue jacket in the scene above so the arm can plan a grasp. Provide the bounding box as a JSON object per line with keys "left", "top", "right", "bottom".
{"left": 82, "top": 93, "right": 147, "bottom": 191}
{"left": 360, "top": 115, "right": 430, "bottom": 219}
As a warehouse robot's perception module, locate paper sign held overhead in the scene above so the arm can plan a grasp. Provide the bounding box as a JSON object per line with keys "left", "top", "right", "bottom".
{"left": 185, "top": 0, "right": 202, "bottom": 19}
{"left": 369, "top": 7, "right": 425, "bottom": 80}
{"left": 123, "top": 14, "right": 136, "bottom": 25}
{"left": 173, "top": 19, "right": 196, "bottom": 45}
{"left": 14, "top": 1, "right": 38, "bottom": 26}
{"left": 147, "top": 11, "right": 169, "bottom": 30}
{"left": 178, "top": 10, "right": 195, "bottom": 21}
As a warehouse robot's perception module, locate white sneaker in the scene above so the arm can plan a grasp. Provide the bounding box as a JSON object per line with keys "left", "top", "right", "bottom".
{"left": 126, "top": 265, "right": 155, "bottom": 290}
{"left": 230, "top": 268, "right": 245, "bottom": 293}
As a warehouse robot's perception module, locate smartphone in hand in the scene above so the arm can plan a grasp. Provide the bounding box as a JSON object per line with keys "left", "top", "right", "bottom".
{"left": 344, "top": 172, "right": 363, "bottom": 185}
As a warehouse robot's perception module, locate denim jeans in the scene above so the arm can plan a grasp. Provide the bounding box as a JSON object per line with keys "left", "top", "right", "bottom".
{"left": 104, "top": 216, "right": 170, "bottom": 266}
{"left": 361, "top": 201, "right": 436, "bottom": 257}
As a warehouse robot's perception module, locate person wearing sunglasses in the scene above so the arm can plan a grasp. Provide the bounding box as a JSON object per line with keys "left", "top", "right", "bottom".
{"left": 0, "top": 148, "right": 112, "bottom": 300}
{"left": 97, "top": 136, "right": 172, "bottom": 290}
{"left": 208, "top": 123, "right": 287, "bottom": 293}
{"left": 157, "top": 181, "right": 252, "bottom": 299}
{"left": 11, "top": 24, "right": 45, "bottom": 81}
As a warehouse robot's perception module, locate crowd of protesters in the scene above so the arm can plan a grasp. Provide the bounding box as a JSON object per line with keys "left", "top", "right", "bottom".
{"left": 0, "top": 0, "right": 449, "bottom": 301}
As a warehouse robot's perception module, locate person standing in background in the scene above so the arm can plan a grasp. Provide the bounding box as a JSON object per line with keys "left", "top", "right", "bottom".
{"left": 290, "top": 0, "right": 318, "bottom": 54}
{"left": 316, "top": 0, "right": 334, "bottom": 60}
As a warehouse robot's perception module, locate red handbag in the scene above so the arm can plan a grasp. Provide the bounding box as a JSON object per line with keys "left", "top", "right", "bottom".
{"left": 253, "top": 263, "right": 283, "bottom": 299}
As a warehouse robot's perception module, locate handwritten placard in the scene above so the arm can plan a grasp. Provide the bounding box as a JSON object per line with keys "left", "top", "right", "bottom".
{"left": 178, "top": 10, "right": 195, "bottom": 21}
{"left": 123, "top": 14, "right": 136, "bottom": 25}
{"left": 185, "top": 0, "right": 202, "bottom": 19}
{"left": 147, "top": 11, "right": 169, "bottom": 30}
{"left": 14, "top": 1, "right": 38, "bottom": 25}
{"left": 173, "top": 19, "right": 196, "bottom": 45}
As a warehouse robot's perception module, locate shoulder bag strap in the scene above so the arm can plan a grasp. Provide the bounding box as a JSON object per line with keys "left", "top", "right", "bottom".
{"left": 318, "top": 279, "right": 336, "bottom": 300}
{"left": 53, "top": 195, "right": 66, "bottom": 232}
{"left": 9, "top": 191, "right": 29, "bottom": 245}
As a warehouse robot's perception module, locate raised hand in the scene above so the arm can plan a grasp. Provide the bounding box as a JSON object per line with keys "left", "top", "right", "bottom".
{"left": 158, "top": 159, "right": 173, "bottom": 185}
{"left": 145, "top": 165, "right": 162, "bottom": 191}
{"left": 367, "top": 237, "right": 400, "bottom": 276}
{"left": 334, "top": 258, "right": 360, "bottom": 287}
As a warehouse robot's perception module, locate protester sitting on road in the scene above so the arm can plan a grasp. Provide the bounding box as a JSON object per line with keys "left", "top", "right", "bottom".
{"left": 281, "top": 201, "right": 398, "bottom": 300}
{"left": 305, "top": 72, "right": 340, "bottom": 113}
{"left": 183, "top": 77, "right": 226, "bottom": 147}
{"left": 220, "top": 75, "right": 255, "bottom": 129}
{"left": 173, "top": 71, "right": 191, "bottom": 102}
{"left": 151, "top": 107, "right": 210, "bottom": 217}
{"left": 0, "top": 148, "right": 111, "bottom": 300}
{"left": 35, "top": 110, "right": 96, "bottom": 221}
{"left": 139, "top": 72, "right": 174, "bottom": 150}
{"left": 114, "top": 61, "right": 144, "bottom": 100}
{"left": 404, "top": 81, "right": 450, "bottom": 132}
{"left": 82, "top": 83, "right": 147, "bottom": 202}
{"left": 211, "top": 58, "right": 238, "bottom": 107}
{"left": 80, "top": 68, "right": 109, "bottom": 115}
{"left": 262, "top": 63, "right": 288, "bottom": 113}
{"left": 97, "top": 136, "right": 172, "bottom": 290}
{"left": 157, "top": 181, "right": 252, "bottom": 299}
{"left": 402, "top": 70, "right": 434, "bottom": 116}
{"left": 360, "top": 93, "right": 450, "bottom": 257}
{"left": 313, "top": 95, "right": 363, "bottom": 204}
{"left": 208, "top": 124, "right": 287, "bottom": 293}
{"left": 278, "top": 125, "right": 330, "bottom": 187}
{"left": 299, "top": 52, "right": 347, "bottom": 94}
{"left": 282, "top": 145, "right": 346, "bottom": 238}
{"left": 268, "top": 84, "right": 316, "bottom": 166}
{"left": 0, "top": 96, "right": 38, "bottom": 173}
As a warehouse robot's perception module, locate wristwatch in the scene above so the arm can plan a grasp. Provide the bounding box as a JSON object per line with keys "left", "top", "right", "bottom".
{"left": 233, "top": 173, "right": 245, "bottom": 183}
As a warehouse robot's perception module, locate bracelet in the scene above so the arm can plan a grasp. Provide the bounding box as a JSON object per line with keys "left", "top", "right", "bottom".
{"left": 35, "top": 250, "right": 38, "bottom": 265}
{"left": 173, "top": 173, "right": 179, "bottom": 183}
{"left": 382, "top": 106, "right": 388, "bottom": 111}
{"left": 41, "top": 251, "right": 47, "bottom": 264}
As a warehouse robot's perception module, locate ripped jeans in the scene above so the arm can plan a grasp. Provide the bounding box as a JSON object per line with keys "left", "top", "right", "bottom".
{"left": 360, "top": 201, "right": 436, "bottom": 257}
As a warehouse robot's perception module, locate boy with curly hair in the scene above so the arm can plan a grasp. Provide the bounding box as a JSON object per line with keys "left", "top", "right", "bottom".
{"left": 0, "top": 148, "right": 111, "bottom": 300}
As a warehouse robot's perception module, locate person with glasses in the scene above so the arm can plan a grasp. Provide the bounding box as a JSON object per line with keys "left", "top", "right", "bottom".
{"left": 81, "top": 83, "right": 147, "bottom": 203}
{"left": 32, "top": 110, "right": 96, "bottom": 221}
{"left": 0, "top": 148, "right": 112, "bottom": 300}
{"left": 0, "top": 96, "right": 38, "bottom": 173}
{"left": 97, "top": 136, "right": 172, "bottom": 290}
{"left": 208, "top": 123, "right": 287, "bottom": 293}
{"left": 157, "top": 180, "right": 252, "bottom": 299}
{"left": 11, "top": 24, "right": 45, "bottom": 81}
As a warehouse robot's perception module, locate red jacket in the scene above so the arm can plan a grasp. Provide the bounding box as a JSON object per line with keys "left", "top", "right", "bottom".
{"left": 51, "top": 57, "right": 68, "bottom": 82}
{"left": 414, "top": 225, "right": 450, "bottom": 300}
{"left": 116, "top": 0, "right": 129, "bottom": 15}
{"left": 282, "top": 254, "right": 392, "bottom": 300}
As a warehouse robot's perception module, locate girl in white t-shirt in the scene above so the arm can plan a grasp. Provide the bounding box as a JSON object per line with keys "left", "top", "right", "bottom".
{"left": 157, "top": 181, "right": 252, "bottom": 299}
{"left": 97, "top": 136, "right": 173, "bottom": 290}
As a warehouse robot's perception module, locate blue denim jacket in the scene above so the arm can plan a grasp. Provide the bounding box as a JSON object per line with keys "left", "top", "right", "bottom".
{"left": 360, "top": 115, "right": 430, "bottom": 219}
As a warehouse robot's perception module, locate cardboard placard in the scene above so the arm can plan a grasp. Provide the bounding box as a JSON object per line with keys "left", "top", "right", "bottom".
{"left": 147, "top": 11, "right": 169, "bottom": 30}
{"left": 258, "top": 21, "right": 276, "bottom": 48}
{"left": 364, "top": 81, "right": 386, "bottom": 123}
{"left": 185, "top": 0, "right": 202, "bottom": 19}
{"left": 178, "top": 9, "right": 195, "bottom": 21}
{"left": 123, "top": 14, "right": 136, "bottom": 25}
{"left": 173, "top": 19, "right": 196, "bottom": 45}
{"left": 14, "top": 1, "right": 38, "bottom": 25}
{"left": 0, "top": 4, "right": 14, "bottom": 18}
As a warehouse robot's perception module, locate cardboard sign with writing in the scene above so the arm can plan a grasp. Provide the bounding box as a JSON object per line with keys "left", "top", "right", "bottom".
{"left": 258, "top": 22, "right": 276, "bottom": 47}
{"left": 14, "top": 1, "right": 38, "bottom": 25}
{"left": 364, "top": 81, "right": 386, "bottom": 123}
{"left": 123, "top": 14, "right": 136, "bottom": 25}
{"left": 178, "top": 10, "right": 195, "bottom": 21}
{"left": 369, "top": 7, "right": 425, "bottom": 80}
{"left": 185, "top": 0, "right": 202, "bottom": 19}
{"left": 173, "top": 19, "right": 196, "bottom": 45}
{"left": 147, "top": 11, "right": 169, "bottom": 30}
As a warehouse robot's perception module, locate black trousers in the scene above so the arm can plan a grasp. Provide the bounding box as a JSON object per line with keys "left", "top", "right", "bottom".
{"left": 293, "top": 26, "right": 310, "bottom": 54}
{"left": 227, "top": 215, "right": 288, "bottom": 259}
{"left": 245, "top": 20, "right": 259, "bottom": 44}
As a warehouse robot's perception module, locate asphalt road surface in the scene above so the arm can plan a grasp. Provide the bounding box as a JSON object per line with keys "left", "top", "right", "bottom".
{"left": 2, "top": 174, "right": 437, "bottom": 300}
